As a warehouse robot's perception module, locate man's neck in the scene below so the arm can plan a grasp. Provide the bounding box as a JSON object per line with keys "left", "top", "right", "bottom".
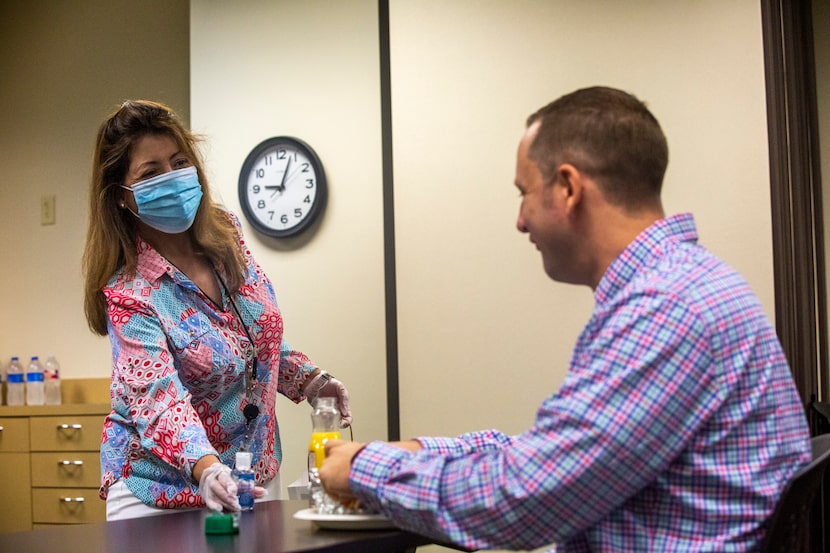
{"left": 585, "top": 205, "right": 665, "bottom": 290}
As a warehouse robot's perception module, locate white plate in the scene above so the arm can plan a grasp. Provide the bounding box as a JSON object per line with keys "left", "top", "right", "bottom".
{"left": 293, "top": 507, "right": 396, "bottom": 530}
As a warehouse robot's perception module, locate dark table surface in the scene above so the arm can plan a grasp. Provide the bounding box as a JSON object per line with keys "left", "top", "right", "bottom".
{"left": 0, "top": 500, "right": 437, "bottom": 553}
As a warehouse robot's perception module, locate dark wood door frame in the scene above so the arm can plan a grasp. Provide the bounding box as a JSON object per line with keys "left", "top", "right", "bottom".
{"left": 761, "top": 0, "right": 828, "bottom": 420}
{"left": 762, "top": 2, "right": 828, "bottom": 549}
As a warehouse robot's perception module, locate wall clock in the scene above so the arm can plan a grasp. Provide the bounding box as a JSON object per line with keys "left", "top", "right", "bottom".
{"left": 238, "top": 136, "right": 327, "bottom": 238}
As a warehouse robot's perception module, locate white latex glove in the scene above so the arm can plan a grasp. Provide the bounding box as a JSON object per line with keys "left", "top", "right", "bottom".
{"left": 199, "top": 463, "right": 240, "bottom": 512}
{"left": 306, "top": 372, "right": 352, "bottom": 427}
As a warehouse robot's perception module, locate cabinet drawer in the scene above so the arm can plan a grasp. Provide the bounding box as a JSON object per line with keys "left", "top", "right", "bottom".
{"left": 30, "top": 415, "right": 104, "bottom": 451}
{"left": 31, "top": 452, "right": 101, "bottom": 488}
{"left": 0, "top": 417, "right": 30, "bottom": 452}
{"left": 31, "top": 487, "right": 105, "bottom": 524}
{"left": 0, "top": 452, "right": 32, "bottom": 532}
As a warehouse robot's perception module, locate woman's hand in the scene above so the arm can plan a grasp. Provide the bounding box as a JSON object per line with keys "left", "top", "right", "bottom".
{"left": 195, "top": 455, "right": 269, "bottom": 511}
{"left": 305, "top": 371, "right": 353, "bottom": 427}
{"left": 198, "top": 461, "right": 240, "bottom": 512}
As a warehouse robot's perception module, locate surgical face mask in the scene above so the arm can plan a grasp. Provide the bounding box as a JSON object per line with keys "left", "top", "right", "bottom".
{"left": 121, "top": 166, "right": 203, "bottom": 234}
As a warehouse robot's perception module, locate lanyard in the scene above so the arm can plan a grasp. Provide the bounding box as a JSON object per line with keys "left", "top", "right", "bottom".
{"left": 213, "top": 268, "right": 260, "bottom": 432}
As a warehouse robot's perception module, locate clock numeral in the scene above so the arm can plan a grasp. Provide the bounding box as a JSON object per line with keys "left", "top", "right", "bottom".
{"left": 300, "top": 162, "right": 310, "bottom": 173}
{"left": 305, "top": 179, "right": 314, "bottom": 189}
{"left": 280, "top": 214, "right": 289, "bottom": 224}
{"left": 252, "top": 184, "right": 261, "bottom": 194}
{"left": 265, "top": 154, "right": 273, "bottom": 166}
{"left": 294, "top": 208, "right": 302, "bottom": 218}
{"left": 257, "top": 199, "right": 266, "bottom": 209}
{"left": 256, "top": 168, "right": 265, "bottom": 179}
{"left": 303, "top": 195, "right": 311, "bottom": 204}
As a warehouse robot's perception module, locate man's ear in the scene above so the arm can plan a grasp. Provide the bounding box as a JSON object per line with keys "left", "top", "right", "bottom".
{"left": 555, "top": 163, "right": 584, "bottom": 212}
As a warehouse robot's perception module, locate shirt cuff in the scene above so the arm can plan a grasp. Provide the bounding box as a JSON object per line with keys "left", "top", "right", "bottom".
{"left": 349, "top": 441, "right": 410, "bottom": 510}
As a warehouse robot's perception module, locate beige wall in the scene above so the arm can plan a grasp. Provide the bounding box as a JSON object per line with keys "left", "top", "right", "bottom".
{"left": 3, "top": 0, "right": 775, "bottom": 528}
{"left": 0, "top": 1, "right": 189, "bottom": 376}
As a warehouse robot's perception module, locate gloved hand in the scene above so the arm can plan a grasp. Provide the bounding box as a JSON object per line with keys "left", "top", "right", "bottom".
{"left": 199, "top": 463, "right": 240, "bottom": 512}
{"left": 306, "top": 371, "right": 352, "bottom": 427}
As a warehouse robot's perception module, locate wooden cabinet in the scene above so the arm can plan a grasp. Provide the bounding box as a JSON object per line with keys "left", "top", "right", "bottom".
{"left": 0, "top": 417, "right": 33, "bottom": 532}
{"left": 0, "top": 403, "right": 109, "bottom": 532}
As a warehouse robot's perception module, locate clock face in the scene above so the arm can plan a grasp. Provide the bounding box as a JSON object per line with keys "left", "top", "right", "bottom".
{"left": 238, "top": 136, "right": 327, "bottom": 238}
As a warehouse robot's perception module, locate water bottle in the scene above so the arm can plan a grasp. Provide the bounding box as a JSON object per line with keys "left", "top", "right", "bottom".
{"left": 307, "top": 397, "right": 341, "bottom": 509}
{"left": 6, "top": 357, "right": 25, "bottom": 406}
{"left": 234, "top": 451, "right": 256, "bottom": 511}
{"left": 308, "top": 397, "right": 341, "bottom": 474}
{"left": 26, "top": 356, "right": 45, "bottom": 405}
{"left": 44, "top": 355, "right": 62, "bottom": 405}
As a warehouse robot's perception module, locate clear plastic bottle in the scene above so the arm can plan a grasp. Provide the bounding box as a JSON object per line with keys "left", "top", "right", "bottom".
{"left": 307, "top": 397, "right": 341, "bottom": 509}
{"left": 234, "top": 451, "right": 255, "bottom": 511}
{"left": 25, "top": 356, "right": 45, "bottom": 406}
{"left": 308, "top": 397, "right": 341, "bottom": 473}
{"left": 6, "top": 357, "right": 25, "bottom": 406}
{"left": 44, "top": 355, "right": 62, "bottom": 405}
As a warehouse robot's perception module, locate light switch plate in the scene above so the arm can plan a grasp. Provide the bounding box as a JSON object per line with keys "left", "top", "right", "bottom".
{"left": 41, "top": 194, "right": 56, "bottom": 225}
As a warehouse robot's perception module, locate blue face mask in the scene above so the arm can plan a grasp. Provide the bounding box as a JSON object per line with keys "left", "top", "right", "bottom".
{"left": 121, "top": 166, "right": 203, "bottom": 234}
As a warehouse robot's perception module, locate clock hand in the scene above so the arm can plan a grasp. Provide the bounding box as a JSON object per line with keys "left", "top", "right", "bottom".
{"left": 264, "top": 184, "right": 283, "bottom": 198}
{"left": 277, "top": 157, "right": 291, "bottom": 192}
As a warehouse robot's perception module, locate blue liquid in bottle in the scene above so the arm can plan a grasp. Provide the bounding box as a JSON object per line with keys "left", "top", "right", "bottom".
{"left": 234, "top": 452, "right": 255, "bottom": 510}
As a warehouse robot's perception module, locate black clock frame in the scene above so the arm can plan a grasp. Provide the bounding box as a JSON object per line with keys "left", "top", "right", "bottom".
{"left": 237, "top": 136, "right": 327, "bottom": 238}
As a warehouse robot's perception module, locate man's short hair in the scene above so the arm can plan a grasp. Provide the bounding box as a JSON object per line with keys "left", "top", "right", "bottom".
{"left": 527, "top": 86, "right": 669, "bottom": 210}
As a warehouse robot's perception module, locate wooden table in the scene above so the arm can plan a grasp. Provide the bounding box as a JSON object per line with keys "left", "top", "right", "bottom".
{"left": 0, "top": 500, "right": 438, "bottom": 553}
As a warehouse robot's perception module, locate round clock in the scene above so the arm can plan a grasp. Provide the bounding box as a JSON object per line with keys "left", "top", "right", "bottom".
{"left": 238, "top": 136, "right": 327, "bottom": 238}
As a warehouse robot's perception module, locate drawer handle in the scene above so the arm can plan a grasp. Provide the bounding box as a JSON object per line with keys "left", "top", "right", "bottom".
{"left": 60, "top": 497, "right": 86, "bottom": 503}
{"left": 0, "top": 426, "right": 4, "bottom": 431}
{"left": 58, "top": 460, "right": 84, "bottom": 466}
{"left": 57, "top": 424, "right": 83, "bottom": 431}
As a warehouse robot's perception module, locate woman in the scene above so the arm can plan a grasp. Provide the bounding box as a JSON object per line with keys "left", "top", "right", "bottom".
{"left": 82, "top": 100, "right": 351, "bottom": 520}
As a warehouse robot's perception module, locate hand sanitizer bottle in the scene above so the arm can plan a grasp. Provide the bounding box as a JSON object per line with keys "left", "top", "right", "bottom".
{"left": 234, "top": 451, "right": 255, "bottom": 511}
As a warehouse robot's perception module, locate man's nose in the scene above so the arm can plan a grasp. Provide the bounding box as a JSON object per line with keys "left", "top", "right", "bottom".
{"left": 516, "top": 213, "right": 528, "bottom": 233}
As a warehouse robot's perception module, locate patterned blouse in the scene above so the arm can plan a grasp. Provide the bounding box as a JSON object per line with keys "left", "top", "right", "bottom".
{"left": 99, "top": 211, "right": 317, "bottom": 508}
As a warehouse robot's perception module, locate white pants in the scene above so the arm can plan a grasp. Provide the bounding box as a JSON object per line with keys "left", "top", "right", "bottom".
{"left": 106, "top": 473, "right": 282, "bottom": 521}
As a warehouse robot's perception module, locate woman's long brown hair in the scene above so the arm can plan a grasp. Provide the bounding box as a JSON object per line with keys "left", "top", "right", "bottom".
{"left": 82, "top": 100, "right": 246, "bottom": 335}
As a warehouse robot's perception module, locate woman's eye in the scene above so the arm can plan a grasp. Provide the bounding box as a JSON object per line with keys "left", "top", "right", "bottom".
{"left": 174, "top": 158, "right": 191, "bottom": 168}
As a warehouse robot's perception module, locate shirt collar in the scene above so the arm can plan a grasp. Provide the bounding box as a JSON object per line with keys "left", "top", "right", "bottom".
{"left": 594, "top": 212, "right": 698, "bottom": 304}
{"left": 135, "top": 235, "right": 179, "bottom": 284}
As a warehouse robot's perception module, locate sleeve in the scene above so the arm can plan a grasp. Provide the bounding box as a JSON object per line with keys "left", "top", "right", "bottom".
{"left": 349, "top": 293, "right": 720, "bottom": 551}
{"left": 416, "top": 430, "right": 514, "bottom": 455}
{"left": 277, "top": 338, "right": 318, "bottom": 402}
{"left": 106, "top": 288, "right": 218, "bottom": 483}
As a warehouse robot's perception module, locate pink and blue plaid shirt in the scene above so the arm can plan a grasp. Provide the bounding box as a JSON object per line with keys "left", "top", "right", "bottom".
{"left": 350, "top": 213, "right": 811, "bottom": 552}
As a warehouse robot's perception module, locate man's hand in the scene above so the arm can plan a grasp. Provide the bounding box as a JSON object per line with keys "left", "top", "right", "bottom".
{"left": 319, "top": 440, "right": 366, "bottom": 503}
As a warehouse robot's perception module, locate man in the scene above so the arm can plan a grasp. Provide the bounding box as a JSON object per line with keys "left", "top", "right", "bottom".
{"left": 319, "top": 87, "right": 811, "bottom": 552}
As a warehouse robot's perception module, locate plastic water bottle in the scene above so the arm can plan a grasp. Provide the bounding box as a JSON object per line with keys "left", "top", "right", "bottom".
{"left": 44, "top": 355, "right": 62, "bottom": 405}
{"left": 26, "top": 356, "right": 45, "bottom": 405}
{"left": 234, "top": 451, "right": 255, "bottom": 511}
{"left": 6, "top": 357, "right": 25, "bottom": 406}
{"left": 308, "top": 397, "right": 341, "bottom": 473}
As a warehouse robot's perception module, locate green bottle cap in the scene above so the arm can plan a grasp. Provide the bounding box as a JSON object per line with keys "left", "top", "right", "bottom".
{"left": 204, "top": 511, "right": 240, "bottom": 534}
